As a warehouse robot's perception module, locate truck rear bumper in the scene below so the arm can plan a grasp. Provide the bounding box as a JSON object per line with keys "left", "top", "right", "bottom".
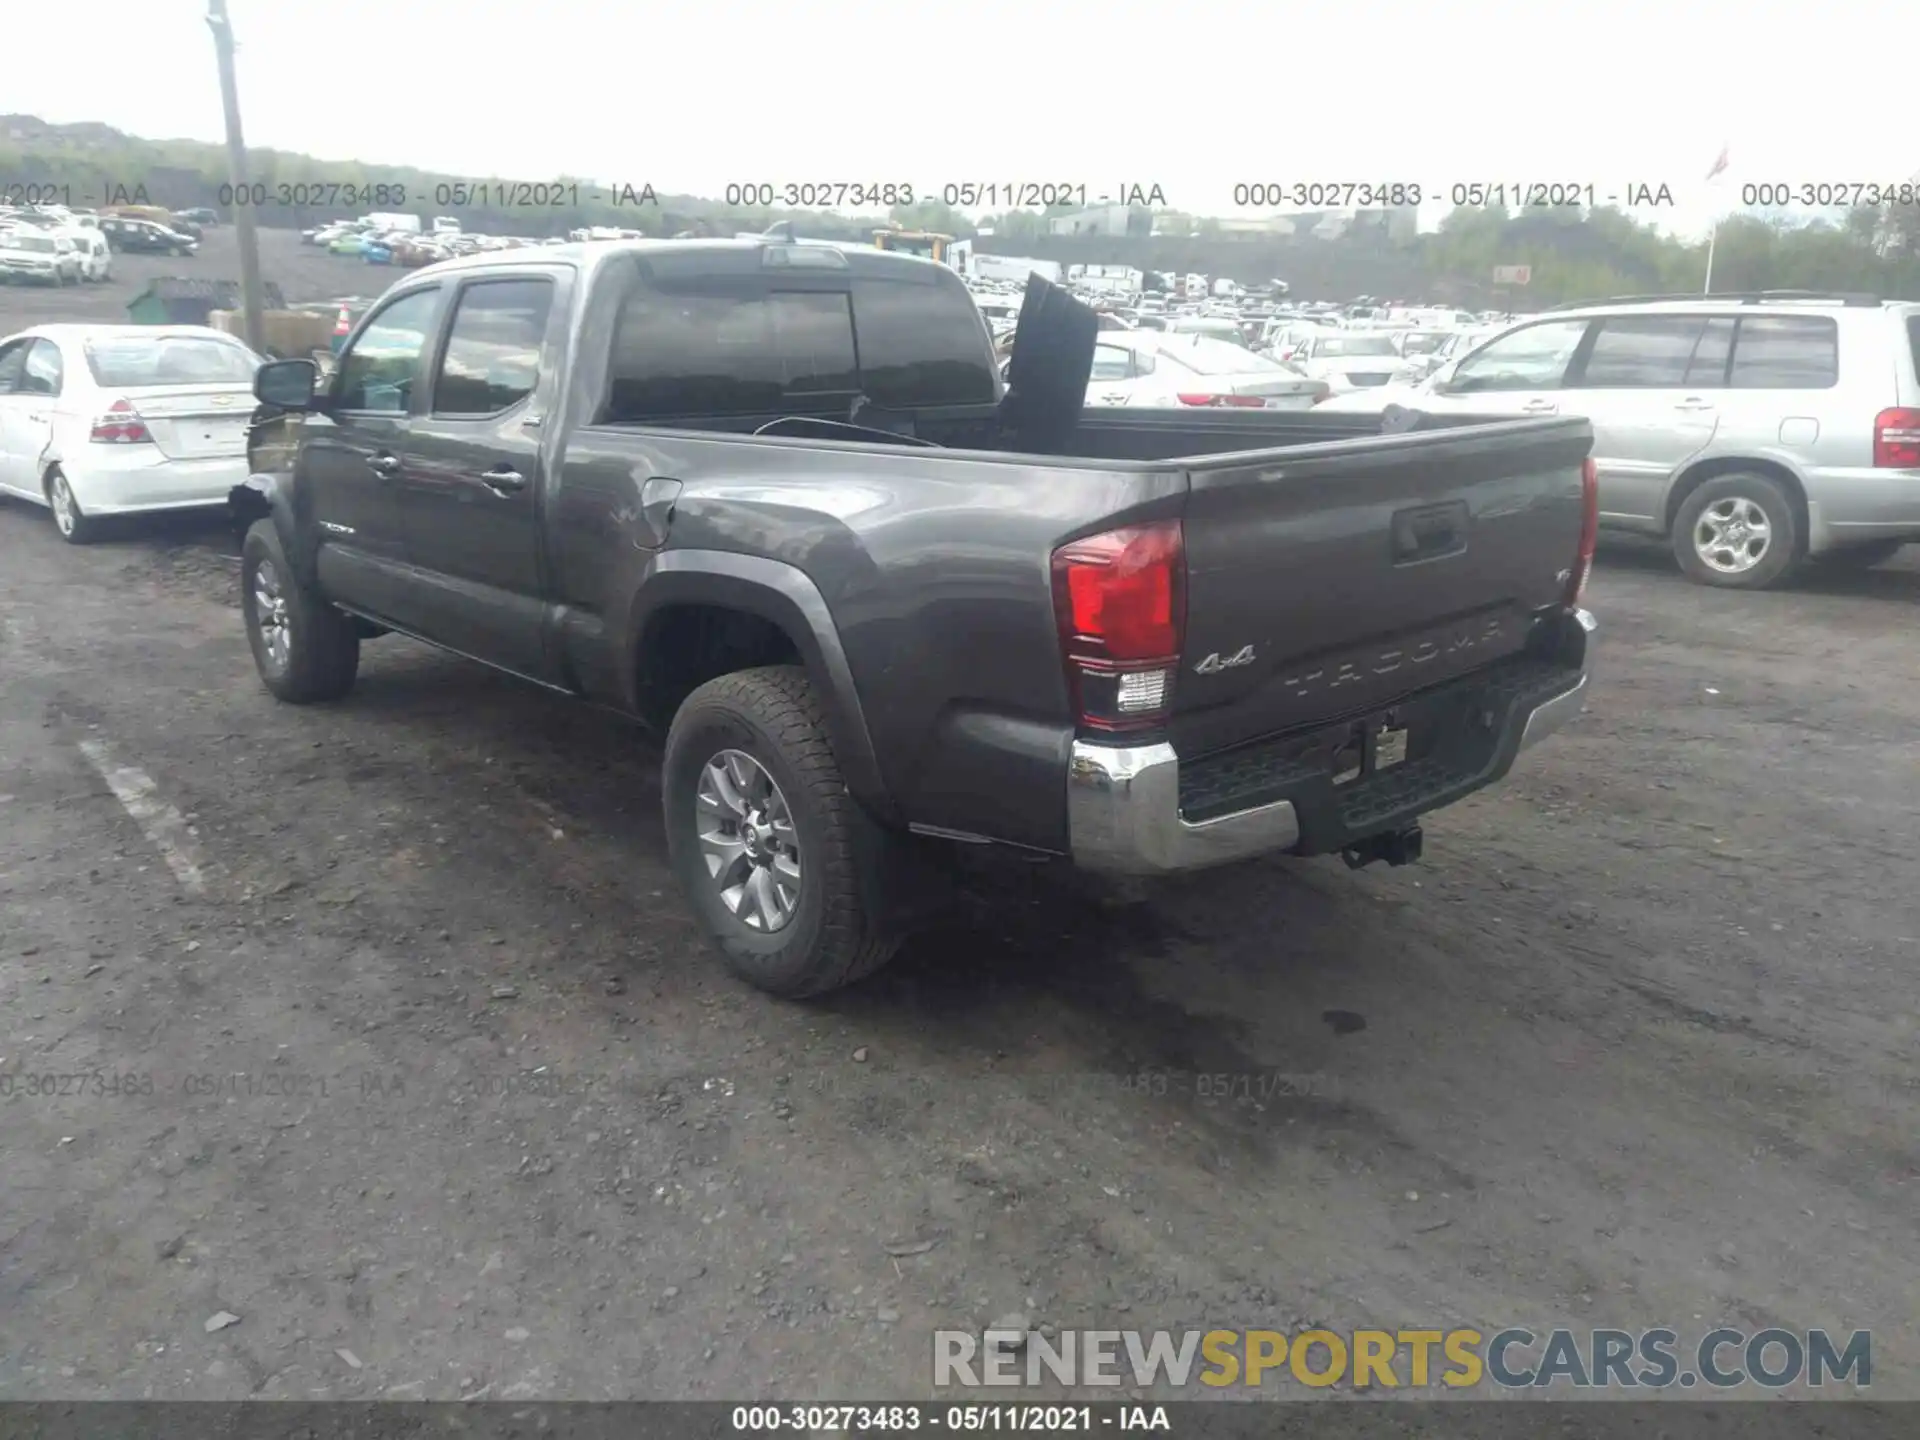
{"left": 1067, "top": 609, "right": 1595, "bottom": 875}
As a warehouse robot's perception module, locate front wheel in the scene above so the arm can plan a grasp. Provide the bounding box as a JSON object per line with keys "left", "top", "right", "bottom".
{"left": 663, "top": 666, "right": 904, "bottom": 998}
{"left": 1671, "top": 473, "right": 1800, "bottom": 589}
{"left": 240, "top": 520, "right": 360, "bottom": 702}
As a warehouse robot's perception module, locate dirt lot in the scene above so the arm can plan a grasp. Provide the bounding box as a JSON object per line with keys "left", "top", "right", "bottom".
{"left": 2, "top": 242, "right": 1918, "bottom": 1409}
{"left": 0, "top": 225, "right": 396, "bottom": 331}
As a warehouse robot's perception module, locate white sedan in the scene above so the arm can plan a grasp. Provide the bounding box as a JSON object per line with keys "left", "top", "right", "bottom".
{"left": 1086, "top": 332, "right": 1328, "bottom": 410}
{"left": 0, "top": 324, "right": 263, "bottom": 543}
{"left": 1281, "top": 331, "right": 1409, "bottom": 394}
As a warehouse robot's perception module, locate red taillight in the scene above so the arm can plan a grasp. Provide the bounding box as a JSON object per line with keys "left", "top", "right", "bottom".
{"left": 1873, "top": 407, "right": 1920, "bottom": 468}
{"left": 1051, "top": 519, "right": 1186, "bottom": 732}
{"left": 1565, "top": 456, "right": 1598, "bottom": 608}
{"left": 89, "top": 398, "right": 152, "bottom": 445}
{"left": 1176, "top": 392, "right": 1266, "bottom": 408}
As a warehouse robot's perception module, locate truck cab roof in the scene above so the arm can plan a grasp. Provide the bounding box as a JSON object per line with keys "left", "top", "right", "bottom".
{"left": 414, "top": 236, "right": 960, "bottom": 286}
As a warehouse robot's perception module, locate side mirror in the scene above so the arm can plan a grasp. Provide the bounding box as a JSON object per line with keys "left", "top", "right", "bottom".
{"left": 255, "top": 358, "right": 322, "bottom": 411}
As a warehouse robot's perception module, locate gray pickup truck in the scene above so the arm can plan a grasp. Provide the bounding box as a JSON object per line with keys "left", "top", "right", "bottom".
{"left": 232, "top": 237, "right": 1597, "bottom": 997}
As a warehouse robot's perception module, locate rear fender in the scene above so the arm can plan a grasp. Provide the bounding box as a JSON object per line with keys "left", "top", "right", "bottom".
{"left": 625, "top": 550, "right": 894, "bottom": 825}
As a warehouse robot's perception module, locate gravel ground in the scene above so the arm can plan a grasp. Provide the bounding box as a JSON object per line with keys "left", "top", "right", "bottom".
{"left": 2, "top": 243, "right": 1918, "bottom": 1413}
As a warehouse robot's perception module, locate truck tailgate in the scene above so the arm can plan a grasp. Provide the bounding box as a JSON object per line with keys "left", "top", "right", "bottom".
{"left": 1171, "top": 416, "right": 1592, "bottom": 759}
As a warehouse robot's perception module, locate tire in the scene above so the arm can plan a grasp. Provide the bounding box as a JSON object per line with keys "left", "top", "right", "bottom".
{"left": 663, "top": 665, "right": 903, "bottom": 998}
{"left": 1811, "top": 539, "right": 1905, "bottom": 570}
{"left": 45, "top": 468, "right": 100, "bottom": 544}
{"left": 240, "top": 519, "right": 360, "bottom": 702}
{"left": 1671, "top": 473, "right": 1800, "bottom": 589}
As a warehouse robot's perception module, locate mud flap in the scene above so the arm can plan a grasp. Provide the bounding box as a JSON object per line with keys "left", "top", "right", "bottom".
{"left": 849, "top": 800, "right": 958, "bottom": 933}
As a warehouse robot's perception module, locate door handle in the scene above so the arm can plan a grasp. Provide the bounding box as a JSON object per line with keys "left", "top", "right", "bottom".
{"left": 481, "top": 467, "right": 526, "bottom": 495}
{"left": 366, "top": 452, "right": 401, "bottom": 477}
{"left": 1675, "top": 398, "right": 1716, "bottom": 412}
{"left": 1521, "top": 399, "right": 1558, "bottom": 413}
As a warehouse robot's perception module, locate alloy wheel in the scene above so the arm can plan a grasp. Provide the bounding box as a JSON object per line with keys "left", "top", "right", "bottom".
{"left": 253, "top": 557, "right": 292, "bottom": 671}
{"left": 1692, "top": 496, "right": 1772, "bottom": 575}
{"left": 48, "top": 474, "right": 75, "bottom": 536}
{"left": 694, "top": 749, "right": 803, "bottom": 932}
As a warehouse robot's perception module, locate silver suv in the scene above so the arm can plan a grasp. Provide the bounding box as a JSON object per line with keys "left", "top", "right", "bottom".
{"left": 1324, "top": 291, "right": 1920, "bottom": 589}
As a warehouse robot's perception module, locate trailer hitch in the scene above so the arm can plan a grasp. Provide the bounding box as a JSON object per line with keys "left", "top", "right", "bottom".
{"left": 1342, "top": 824, "right": 1424, "bottom": 870}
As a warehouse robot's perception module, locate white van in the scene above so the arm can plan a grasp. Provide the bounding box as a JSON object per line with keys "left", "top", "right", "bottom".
{"left": 431, "top": 216, "right": 462, "bottom": 234}
{"left": 62, "top": 227, "right": 113, "bottom": 281}
{"left": 363, "top": 211, "right": 421, "bottom": 234}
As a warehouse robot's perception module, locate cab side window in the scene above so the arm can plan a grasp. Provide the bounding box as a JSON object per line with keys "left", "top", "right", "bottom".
{"left": 1450, "top": 319, "right": 1591, "bottom": 393}
{"left": 335, "top": 287, "right": 441, "bottom": 413}
{"left": 432, "top": 278, "right": 553, "bottom": 417}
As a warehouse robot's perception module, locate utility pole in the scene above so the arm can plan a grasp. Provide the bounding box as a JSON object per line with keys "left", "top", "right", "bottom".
{"left": 206, "top": 0, "right": 268, "bottom": 354}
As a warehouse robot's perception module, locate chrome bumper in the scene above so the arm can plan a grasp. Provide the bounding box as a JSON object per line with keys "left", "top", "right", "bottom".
{"left": 1067, "top": 609, "right": 1595, "bottom": 875}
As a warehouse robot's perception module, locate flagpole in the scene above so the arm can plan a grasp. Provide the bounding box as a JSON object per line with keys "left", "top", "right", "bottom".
{"left": 1703, "top": 140, "right": 1728, "bottom": 294}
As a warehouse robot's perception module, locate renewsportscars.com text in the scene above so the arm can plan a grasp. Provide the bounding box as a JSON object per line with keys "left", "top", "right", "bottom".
{"left": 934, "top": 1326, "right": 1871, "bottom": 1391}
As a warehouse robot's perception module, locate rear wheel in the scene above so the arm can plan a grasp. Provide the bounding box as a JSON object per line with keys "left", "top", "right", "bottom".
{"left": 46, "top": 468, "right": 100, "bottom": 544}
{"left": 1671, "top": 473, "right": 1799, "bottom": 589}
{"left": 664, "top": 666, "right": 904, "bottom": 998}
{"left": 241, "top": 520, "right": 359, "bottom": 702}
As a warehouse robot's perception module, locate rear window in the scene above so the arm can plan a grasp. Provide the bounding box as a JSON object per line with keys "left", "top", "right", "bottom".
{"left": 1156, "top": 337, "right": 1279, "bottom": 376}
{"left": 607, "top": 284, "right": 859, "bottom": 422}
{"left": 1315, "top": 335, "right": 1400, "bottom": 358}
{"left": 605, "top": 276, "right": 997, "bottom": 423}
{"left": 1728, "top": 316, "right": 1837, "bottom": 389}
{"left": 1906, "top": 316, "right": 1920, "bottom": 381}
{"left": 85, "top": 336, "right": 259, "bottom": 386}
{"left": 851, "top": 278, "right": 998, "bottom": 407}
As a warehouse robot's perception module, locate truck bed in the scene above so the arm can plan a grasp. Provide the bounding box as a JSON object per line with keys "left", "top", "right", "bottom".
{"left": 558, "top": 406, "right": 1592, "bottom": 854}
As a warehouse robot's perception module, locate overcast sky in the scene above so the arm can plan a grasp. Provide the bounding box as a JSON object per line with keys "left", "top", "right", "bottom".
{"left": 9, "top": 0, "right": 1908, "bottom": 240}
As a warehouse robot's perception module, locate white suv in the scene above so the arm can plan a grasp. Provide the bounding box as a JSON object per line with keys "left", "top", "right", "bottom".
{"left": 1321, "top": 292, "right": 1920, "bottom": 588}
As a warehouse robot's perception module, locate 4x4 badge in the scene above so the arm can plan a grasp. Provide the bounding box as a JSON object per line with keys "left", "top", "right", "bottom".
{"left": 1194, "top": 645, "right": 1256, "bottom": 675}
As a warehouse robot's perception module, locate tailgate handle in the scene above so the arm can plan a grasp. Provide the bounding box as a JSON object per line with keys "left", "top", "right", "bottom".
{"left": 1392, "top": 501, "right": 1469, "bottom": 565}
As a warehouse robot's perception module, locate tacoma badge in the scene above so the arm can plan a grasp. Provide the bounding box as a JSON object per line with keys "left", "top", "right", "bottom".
{"left": 1194, "top": 645, "right": 1255, "bottom": 675}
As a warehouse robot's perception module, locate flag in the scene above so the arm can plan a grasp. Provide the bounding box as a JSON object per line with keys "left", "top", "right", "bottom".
{"left": 1705, "top": 145, "right": 1730, "bottom": 183}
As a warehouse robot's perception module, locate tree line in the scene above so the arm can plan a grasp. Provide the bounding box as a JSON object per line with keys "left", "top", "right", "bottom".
{"left": 4, "top": 118, "right": 1916, "bottom": 305}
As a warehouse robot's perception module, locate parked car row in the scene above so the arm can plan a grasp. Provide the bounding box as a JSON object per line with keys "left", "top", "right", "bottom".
{"left": 301, "top": 217, "right": 568, "bottom": 268}
{"left": 0, "top": 209, "right": 117, "bottom": 285}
